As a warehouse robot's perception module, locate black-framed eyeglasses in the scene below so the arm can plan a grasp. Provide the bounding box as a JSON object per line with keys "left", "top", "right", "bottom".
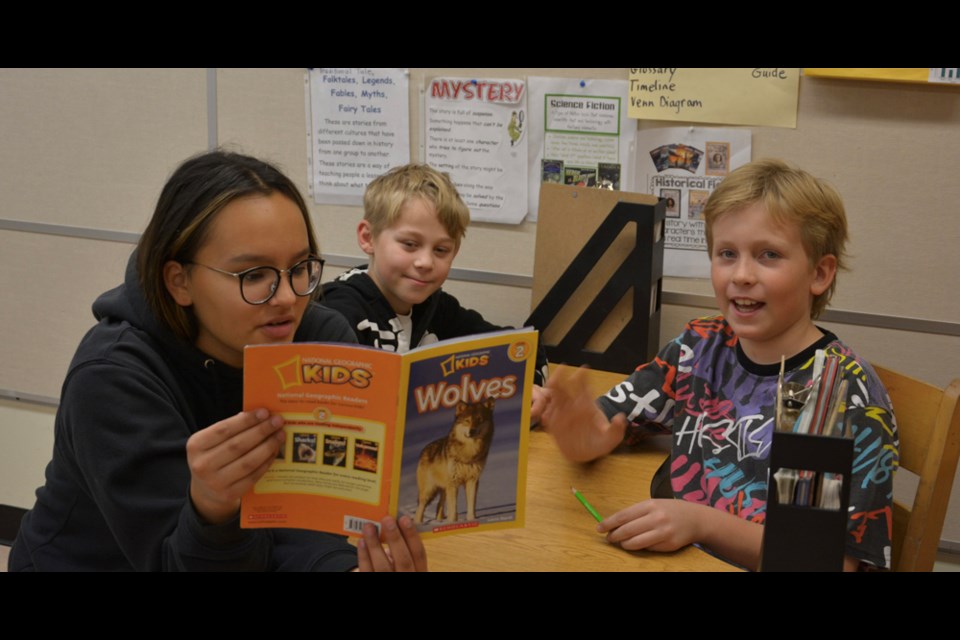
{"left": 188, "top": 257, "right": 325, "bottom": 305}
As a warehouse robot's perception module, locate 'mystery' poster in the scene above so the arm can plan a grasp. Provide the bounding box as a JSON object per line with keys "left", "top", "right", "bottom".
{"left": 636, "top": 126, "right": 751, "bottom": 278}
{"left": 425, "top": 77, "right": 527, "bottom": 224}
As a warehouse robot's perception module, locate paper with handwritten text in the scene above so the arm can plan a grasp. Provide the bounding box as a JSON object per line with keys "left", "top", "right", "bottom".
{"left": 628, "top": 68, "right": 800, "bottom": 128}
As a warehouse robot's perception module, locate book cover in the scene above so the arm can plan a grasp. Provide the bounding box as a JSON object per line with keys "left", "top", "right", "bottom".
{"left": 240, "top": 328, "right": 537, "bottom": 538}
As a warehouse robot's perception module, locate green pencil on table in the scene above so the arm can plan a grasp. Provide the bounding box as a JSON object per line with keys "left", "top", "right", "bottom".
{"left": 571, "top": 487, "right": 603, "bottom": 522}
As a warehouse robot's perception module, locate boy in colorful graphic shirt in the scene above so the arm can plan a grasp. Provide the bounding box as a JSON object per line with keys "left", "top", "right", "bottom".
{"left": 541, "top": 159, "right": 898, "bottom": 570}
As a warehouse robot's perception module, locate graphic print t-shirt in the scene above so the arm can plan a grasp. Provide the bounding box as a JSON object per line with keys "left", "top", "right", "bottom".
{"left": 597, "top": 316, "right": 899, "bottom": 568}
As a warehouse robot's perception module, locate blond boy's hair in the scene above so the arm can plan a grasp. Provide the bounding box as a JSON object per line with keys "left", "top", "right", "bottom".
{"left": 703, "top": 158, "right": 849, "bottom": 319}
{"left": 363, "top": 164, "right": 470, "bottom": 244}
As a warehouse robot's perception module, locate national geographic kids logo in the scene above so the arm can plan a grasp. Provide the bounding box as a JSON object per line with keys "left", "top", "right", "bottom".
{"left": 440, "top": 352, "right": 490, "bottom": 377}
{"left": 273, "top": 356, "right": 372, "bottom": 391}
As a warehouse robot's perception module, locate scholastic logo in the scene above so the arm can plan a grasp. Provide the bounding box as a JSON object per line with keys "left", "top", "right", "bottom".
{"left": 432, "top": 520, "right": 479, "bottom": 533}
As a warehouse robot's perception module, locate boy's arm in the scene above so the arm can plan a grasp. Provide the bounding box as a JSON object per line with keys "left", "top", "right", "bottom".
{"left": 319, "top": 280, "right": 395, "bottom": 348}
{"left": 842, "top": 399, "right": 898, "bottom": 569}
{"left": 540, "top": 367, "right": 766, "bottom": 567}
{"left": 599, "top": 499, "right": 764, "bottom": 570}
{"left": 301, "top": 301, "right": 360, "bottom": 345}
{"left": 318, "top": 286, "right": 360, "bottom": 333}
{"left": 601, "top": 500, "right": 862, "bottom": 571}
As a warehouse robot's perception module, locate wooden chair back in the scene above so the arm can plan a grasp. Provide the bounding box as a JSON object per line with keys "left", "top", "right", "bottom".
{"left": 873, "top": 365, "right": 960, "bottom": 571}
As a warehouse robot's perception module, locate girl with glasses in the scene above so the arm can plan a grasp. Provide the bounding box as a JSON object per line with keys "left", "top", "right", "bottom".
{"left": 10, "top": 151, "right": 426, "bottom": 571}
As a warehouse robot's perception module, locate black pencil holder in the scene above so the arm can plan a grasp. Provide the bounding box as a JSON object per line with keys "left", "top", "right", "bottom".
{"left": 760, "top": 431, "right": 854, "bottom": 572}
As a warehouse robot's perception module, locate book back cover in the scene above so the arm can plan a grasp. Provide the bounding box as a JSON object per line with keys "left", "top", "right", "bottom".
{"left": 241, "top": 342, "right": 402, "bottom": 536}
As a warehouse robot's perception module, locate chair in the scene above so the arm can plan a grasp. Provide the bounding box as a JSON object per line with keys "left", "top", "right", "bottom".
{"left": 0, "top": 504, "right": 26, "bottom": 547}
{"left": 873, "top": 365, "right": 960, "bottom": 572}
{"left": 1, "top": 504, "right": 26, "bottom": 571}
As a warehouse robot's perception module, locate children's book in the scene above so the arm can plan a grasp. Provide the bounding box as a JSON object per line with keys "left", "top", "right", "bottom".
{"left": 240, "top": 328, "right": 537, "bottom": 538}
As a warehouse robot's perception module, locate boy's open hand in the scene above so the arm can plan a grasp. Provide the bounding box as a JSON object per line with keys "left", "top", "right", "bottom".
{"left": 540, "top": 365, "right": 627, "bottom": 462}
{"left": 357, "top": 515, "right": 428, "bottom": 572}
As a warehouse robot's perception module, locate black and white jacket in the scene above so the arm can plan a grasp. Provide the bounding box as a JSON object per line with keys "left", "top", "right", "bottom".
{"left": 322, "top": 266, "right": 547, "bottom": 385}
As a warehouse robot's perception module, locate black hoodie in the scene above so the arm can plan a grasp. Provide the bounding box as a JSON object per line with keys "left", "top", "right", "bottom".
{"left": 10, "top": 253, "right": 359, "bottom": 571}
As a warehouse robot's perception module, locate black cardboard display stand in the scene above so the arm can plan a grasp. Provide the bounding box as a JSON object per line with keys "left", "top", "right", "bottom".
{"left": 526, "top": 199, "right": 665, "bottom": 374}
{"left": 760, "top": 431, "right": 854, "bottom": 572}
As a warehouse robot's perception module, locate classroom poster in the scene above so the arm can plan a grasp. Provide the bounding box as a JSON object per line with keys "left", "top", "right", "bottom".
{"left": 628, "top": 68, "right": 800, "bottom": 128}
{"left": 307, "top": 68, "right": 410, "bottom": 205}
{"left": 636, "top": 126, "right": 751, "bottom": 278}
{"left": 424, "top": 77, "right": 527, "bottom": 224}
{"left": 525, "top": 76, "right": 635, "bottom": 222}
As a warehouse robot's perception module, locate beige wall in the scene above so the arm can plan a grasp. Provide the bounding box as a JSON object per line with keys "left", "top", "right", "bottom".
{"left": 1, "top": 68, "right": 957, "bottom": 545}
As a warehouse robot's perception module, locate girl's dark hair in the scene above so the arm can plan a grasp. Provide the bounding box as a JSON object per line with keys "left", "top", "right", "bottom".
{"left": 137, "top": 150, "right": 319, "bottom": 340}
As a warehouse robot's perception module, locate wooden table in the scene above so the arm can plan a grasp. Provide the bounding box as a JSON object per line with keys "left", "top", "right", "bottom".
{"left": 422, "top": 367, "right": 739, "bottom": 572}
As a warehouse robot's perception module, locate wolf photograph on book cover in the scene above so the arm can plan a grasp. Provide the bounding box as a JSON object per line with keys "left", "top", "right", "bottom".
{"left": 398, "top": 339, "right": 530, "bottom": 534}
